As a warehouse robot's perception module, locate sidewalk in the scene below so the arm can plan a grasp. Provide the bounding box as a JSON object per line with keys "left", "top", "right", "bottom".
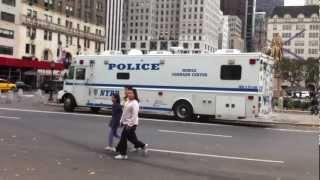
{"left": 249, "top": 112, "right": 320, "bottom": 127}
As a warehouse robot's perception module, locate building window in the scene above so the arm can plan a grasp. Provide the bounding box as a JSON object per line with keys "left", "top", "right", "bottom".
{"left": 2, "top": 0, "right": 15, "bottom": 6}
{"left": 25, "top": 44, "right": 30, "bottom": 54}
{"left": 183, "top": 43, "right": 188, "bottom": 49}
{"left": 282, "top": 33, "right": 291, "bottom": 38}
{"left": 284, "top": 41, "right": 291, "bottom": 46}
{"left": 140, "top": 42, "right": 146, "bottom": 48}
{"left": 309, "top": 33, "right": 319, "bottom": 38}
{"left": 27, "top": 27, "right": 36, "bottom": 39}
{"left": 0, "top": 45, "right": 13, "bottom": 55}
{"left": 84, "top": 39, "right": 90, "bottom": 48}
{"left": 160, "top": 41, "right": 168, "bottom": 50}
{"left": 194, "top": 43, "right": 200, "bottom": 49}
{"left": 130, "top": 42, "right": 136, "bottom": 48}
{"left": 121, "top": 42, "right": 126, "bottom": 48}
{"left": 294, "top": 49, "right": 304, "bottom": 54}
{"left": 294, "top": 41, "right": 304, "bottom": 46}
{"left": 309, "top": 40, "right": 318, "bottom": 46}
{"left": 282, "top": 24, "right": 291, "bottom": 30}
{"left": 308, "top": 49, "right": 318, "bottom": 55}
{"left": 43, "top": 50, "right": 49, "bottom": 60}
{"left": 1, "top": 12, "right": 15, "bottom": 22}
{"left": 0, "top": 28, "right": 14, "bottom": 39}
{"left": 25, "top": 44, "right": 35, "bottom": 55}
{"left": 150, "top": 41, "right": 157, "bottom": 50}
{"left": 44, "top": 30, "right": 52, "bottom": 41}
{"left": 296, "top": 24, "right": 305, "bottom": 30}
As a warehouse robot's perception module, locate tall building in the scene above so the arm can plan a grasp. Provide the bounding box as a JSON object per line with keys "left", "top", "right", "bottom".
{"left": 256, "top": 0, "right": 284, "bottom": 16}
{"left": 106, "top": 0, "right": 124, "bottom": 50}
{"left": 228, "top": 15, "right": 244, "bottom": 51}
{"left": 121, "top": 0, "right": 222, "bottom": 54}
{"left": 17, "top": 0, "right": 106, "bottom": 63}
{"left": 0, "top": 0, "right": 20, "bottom": 57}
{"left": 0, "top": 0, "right": 106, "bottom": 85}
{"left": 254, "top": 12, "right": 267, "bottom": 52}
{"left": 218, "top": 16, "right": 229, "bottom": 49}
{"left": 220, "top": 0, "right": 256, "bottom": 52}
{"left": 267, "top": 6, "right": 320, "bottom": 60}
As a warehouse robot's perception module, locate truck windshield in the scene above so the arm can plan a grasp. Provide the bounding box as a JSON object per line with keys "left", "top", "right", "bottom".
{"left": 67, "top": 66, "right": 75, "bottom": 79}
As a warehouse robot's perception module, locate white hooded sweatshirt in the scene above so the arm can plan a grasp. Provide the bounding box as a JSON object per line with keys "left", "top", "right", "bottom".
{"left": 120, "top": 100, "right": 140, "bottom": 127}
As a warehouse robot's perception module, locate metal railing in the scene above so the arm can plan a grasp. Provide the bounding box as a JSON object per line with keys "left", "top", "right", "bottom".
{"left": 20, "top": 15, "right": 106, "bottom": 42}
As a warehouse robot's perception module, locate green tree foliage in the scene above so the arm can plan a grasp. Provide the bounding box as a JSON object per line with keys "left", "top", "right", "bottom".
{"left": 279, "top": 57, "right": 320, "bottom": 90}
{"left": 304, "top": 58, "right": 320, "bottom": 90}
{"left": 279, "top": 58, "right": 305, "bottom": 87}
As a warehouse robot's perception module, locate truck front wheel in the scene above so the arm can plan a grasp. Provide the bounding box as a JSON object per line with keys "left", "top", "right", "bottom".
{"left": 173, "top": 101, "right": 194, "bottom": 121}
{"left": 64, "top": 96, "right": 75, "bottom": 112}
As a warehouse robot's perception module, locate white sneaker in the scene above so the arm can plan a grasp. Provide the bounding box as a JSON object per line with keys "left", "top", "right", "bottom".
{"left": 104, "top": 146, "right": 116, "bottom": 152}
{"left": 114, "top": 154, "right": 128, "bottom": 160}
{"left": 143, "top": 144, "right": 149, "bottom": 156}
{"left": 104, "top": 146, "right": 112, "bottom": 151}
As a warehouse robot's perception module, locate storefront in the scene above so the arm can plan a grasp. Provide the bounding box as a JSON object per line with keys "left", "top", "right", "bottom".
{"left": 0, "top": 56, "right": 65, "bottom": 88}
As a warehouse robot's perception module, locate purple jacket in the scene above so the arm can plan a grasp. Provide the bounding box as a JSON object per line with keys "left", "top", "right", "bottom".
{"left": 109, "top": 103, "right": 122, "bottom": 129}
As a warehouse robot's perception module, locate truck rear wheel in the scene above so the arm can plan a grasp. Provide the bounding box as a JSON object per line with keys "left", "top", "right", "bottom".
{"left": 64, "top": 96, "right": 75, "bottom": 112}
{"left": 90, "top": 107, "right": 101, "bottom": 113}
{"left": 173, "top": 101, "right": 194, "bottom": 121}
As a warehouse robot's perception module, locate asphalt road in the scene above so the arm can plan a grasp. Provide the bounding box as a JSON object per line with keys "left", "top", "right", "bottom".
{"left": 0, "top": 106, "right": 319, "bottom": 180}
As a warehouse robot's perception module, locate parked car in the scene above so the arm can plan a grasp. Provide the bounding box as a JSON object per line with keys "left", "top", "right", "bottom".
{"left": 15, "top": 81, "right": 32, "bottom": 91}
{"left": 0, "top": 79, "right": 16, "bottom": 92}
{"left": 41, "top": 80, "right": 63, "bottom": 93}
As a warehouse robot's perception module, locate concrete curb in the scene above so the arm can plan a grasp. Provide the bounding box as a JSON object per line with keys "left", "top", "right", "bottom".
{"left": 274, "top": 109, "right": 311, "bottom": 115}
{"left": 43, "top": 102, "right": 319, "bottom": 127}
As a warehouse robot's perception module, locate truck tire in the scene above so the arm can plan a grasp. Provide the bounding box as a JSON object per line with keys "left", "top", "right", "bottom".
{"left": 64, "top": 96, "right": 75, "bottom": 112}
{"left": 173, "top": 101, "right": 194, "bottom": 121}
{"left": 90, "top": 107, "right": 101, "bottom": 113}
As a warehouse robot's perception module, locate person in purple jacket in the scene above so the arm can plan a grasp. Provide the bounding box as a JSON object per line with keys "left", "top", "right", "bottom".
{"left": 105, "top": 94, "right": 122, "bottom": 151}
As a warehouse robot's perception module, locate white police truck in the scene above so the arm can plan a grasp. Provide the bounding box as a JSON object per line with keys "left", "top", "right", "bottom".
{"left": 57, "top": 51, "right": 274, "bottom": 121}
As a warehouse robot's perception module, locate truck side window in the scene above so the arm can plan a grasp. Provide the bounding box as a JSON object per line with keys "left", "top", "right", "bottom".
{"left": 75, "top": 68, "right": 86, "bottom": 80}
{"left": 67, "top": 66, "right": 75, "bottom": 79}
{"left": 220, "top": 65, "right": 242, "bottom": 80}
{"left": 117, "top": 73, "right": 130, "bottom": 80}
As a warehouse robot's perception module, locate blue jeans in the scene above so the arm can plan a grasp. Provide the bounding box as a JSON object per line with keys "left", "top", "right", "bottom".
{"left": 108, "top": 127, "right": 120, "bottom": 147}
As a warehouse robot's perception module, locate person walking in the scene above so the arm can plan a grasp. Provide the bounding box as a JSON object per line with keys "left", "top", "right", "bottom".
{"left": 105, "top": 94, "right": 122, "bottom": 151}
{"left": 115, "top": 88, "right": 148, "bottom": 160}
{"left": 123, "top": 86, "right": 133, "bottom": 104}
{"left": 311, "top": 95, "right": 319, "bottom": 115}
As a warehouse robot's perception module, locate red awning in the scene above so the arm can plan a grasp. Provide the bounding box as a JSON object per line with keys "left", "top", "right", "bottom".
{"left": 0, "top": 56, "right": 65, "bottom": 70}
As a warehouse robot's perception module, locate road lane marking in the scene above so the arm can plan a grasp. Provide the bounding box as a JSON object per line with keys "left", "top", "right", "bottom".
{"left": 0, "top": 107, "right": 317, "bottom": 133}
{"left": 0, "top": 107, "right": 107, "bottom": 117}
{"left": 0, "top": 115, "right": 21, "bottom": 120}
{"left": 148, "top": 148, "right": 284, "bottom": 164}
{"left": 158, "top": 129, "right": 232, "bottom": 138}
{"left": 265, "top": 128, "right": 319, "bottom": 133}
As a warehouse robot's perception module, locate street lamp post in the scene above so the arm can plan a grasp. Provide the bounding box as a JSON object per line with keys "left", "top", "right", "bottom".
{"left": 48, "top": 61, "right": 55, "bottom": 102}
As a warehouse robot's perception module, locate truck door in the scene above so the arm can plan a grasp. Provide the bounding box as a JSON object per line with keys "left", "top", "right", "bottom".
{"left": 216, "top": 96, "right": 246, "bottom": 119}
{"left": 72, "top": 67, "right": 88, "bottom": 106}
{"left": 230, "top": 96, "right": 246, "bottom": 117}
{"left": 216, "top": 96, "right": 231, "bottom": 118}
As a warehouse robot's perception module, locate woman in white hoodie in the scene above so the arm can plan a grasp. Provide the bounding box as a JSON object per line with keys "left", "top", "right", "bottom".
{"left": 115, "top": 88, "right": 148, "bottom": 160}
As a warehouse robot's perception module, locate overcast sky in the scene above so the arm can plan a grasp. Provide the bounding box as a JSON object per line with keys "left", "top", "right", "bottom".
{"left": 285, "top": 0, "right": 305, "bottom": 6}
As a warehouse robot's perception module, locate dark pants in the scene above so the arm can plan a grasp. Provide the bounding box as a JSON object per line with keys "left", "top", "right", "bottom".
{"left": 116, "top": 125, "right": 145, "bottom": 155}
